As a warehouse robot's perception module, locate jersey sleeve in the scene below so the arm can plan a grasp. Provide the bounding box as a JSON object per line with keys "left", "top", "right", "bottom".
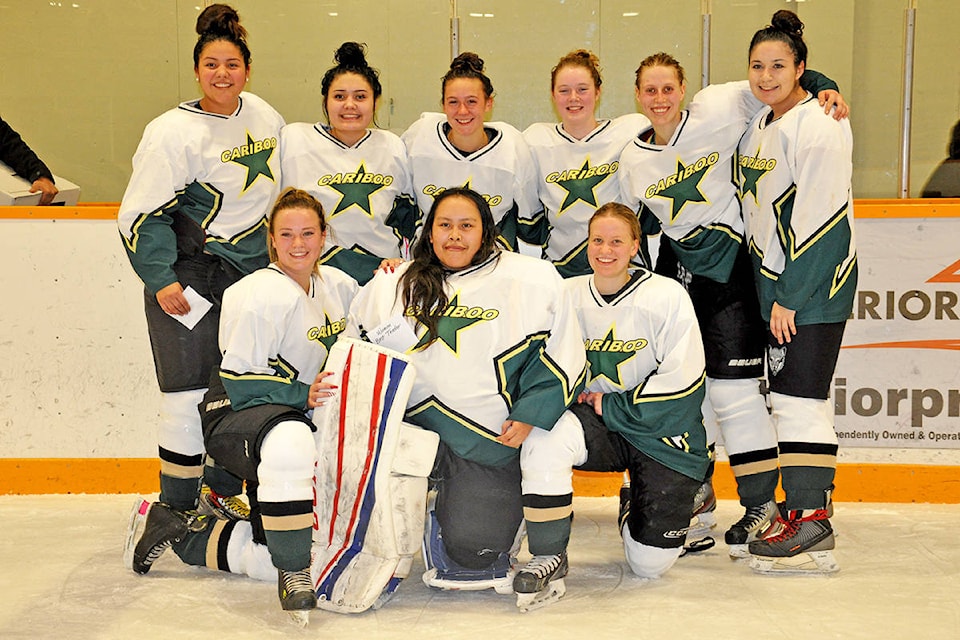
{"left": 799, "top": 69, "right": 840, "bottom": 96}
{"left": 218, "top": 280, "right": 310, "bottom": 411}
{"left": 600, "top": 284, "right": 706, "bottom": 438}
{"left": 506, "top": 274, "right": 587, "bottom": 430}
{"left": 117, "top": 122, "right": 189, "bottom": 295}
{"left": 773, "top": 115, "right": 854, "bottom": 314}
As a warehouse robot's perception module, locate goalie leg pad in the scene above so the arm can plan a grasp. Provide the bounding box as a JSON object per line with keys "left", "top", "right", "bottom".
{"left": 311, "top": 338, "right": 436, "bottom": 613}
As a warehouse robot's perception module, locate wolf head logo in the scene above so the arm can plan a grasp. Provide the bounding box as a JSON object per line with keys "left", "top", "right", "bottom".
{"left": 768, "top": 346, "right": 787, "bottom": 376}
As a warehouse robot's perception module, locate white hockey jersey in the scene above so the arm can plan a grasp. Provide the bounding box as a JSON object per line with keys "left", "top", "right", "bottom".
{"left": 523, "top": 113, "right": 649, "bottom": 277}
{"left": 401, "top": 112, "right": 541, "bottom": 251}
{"left": 618, "top": 82, "right": 761, "bottom": 283}
{"left": 345, "top": 251, "right": 586, "bottom": 467}
{"left": 567, "top": 270, "right": 709, "bottom": 480}
{"left": 280, "top": 124, "right": 418, "bottom": 284}
{"left": 219, "top": 264, "right": 359, "bottom": 411}
{"left": 118, "top": 92, "right": 285, "bottom": 294}
{"left": 737, "top": 95, "right": 857, "bottom": 325}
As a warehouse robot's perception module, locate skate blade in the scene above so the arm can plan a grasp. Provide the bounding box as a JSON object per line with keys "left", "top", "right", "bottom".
{"left": 727, "top": 543, "right": 750, "bottom": 560}
{"left": 122, "top": 497, "right": 151, "bottom": 570}
{"left": 750, "top": 550, "right": 839, "bottom": 575}
{"left": 687, "top": 511, "right": 718, "bottom": 538}
{"left": 422, "top": 568, "right": 516, "bottom": 594}
{"left": 287, "top": 610, "right": 310, "bottom": 628}
{"left": 516, "top": 578, "right": 566, "bottom": 613}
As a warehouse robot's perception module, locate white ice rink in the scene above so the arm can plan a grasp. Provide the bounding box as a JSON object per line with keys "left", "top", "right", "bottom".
{"left": 1, "top": 495, "right": 957, "bottom": 639}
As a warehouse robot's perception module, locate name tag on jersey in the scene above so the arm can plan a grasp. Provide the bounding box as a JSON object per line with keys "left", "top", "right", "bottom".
{"left": 367, "top": 314, "right": 418, "bottom": 353}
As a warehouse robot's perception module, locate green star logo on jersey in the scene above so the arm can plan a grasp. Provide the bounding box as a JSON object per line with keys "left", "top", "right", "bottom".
{"left": 556, "top": 159, "right": 610, "bottom": 213}
{"left": 329, "top": 163, "right": 386, "bottom": 218}
{"left": 656, "top": 158, "right": 710, "bottom": 222}
{"left": 586, "top": 326, "right": 638, "bottom": 387}
{"left": 230, "top": 132, "right": 277, "bottom": 192}
{"left": 412, "top": 293, "right": 488, "bottom": 354}
{"left": 319, "top": 313, "right": 346, "bottom": 352}
{"left": 739, "top": 150, "right": 774, "bottom": 205}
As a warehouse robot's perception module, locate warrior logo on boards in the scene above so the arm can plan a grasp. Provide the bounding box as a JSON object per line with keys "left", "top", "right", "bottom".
{"left": 585, "top": 326, "right": 646, "bottom": 387}
{"left": 222, "top": 132, "right": 278, "bottom": 192}
{"left": 319, "top": 163, "right": 393, "bottom": 218}
{"left": 546, "top": 159, "right": 617, "bottom": 214}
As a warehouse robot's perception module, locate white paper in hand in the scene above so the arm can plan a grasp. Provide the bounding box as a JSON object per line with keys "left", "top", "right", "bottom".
{"left": 168, "top": 286, "right": 213, "bottom": 330}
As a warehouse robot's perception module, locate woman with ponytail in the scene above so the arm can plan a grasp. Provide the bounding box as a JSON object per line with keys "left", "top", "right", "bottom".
{"left": 118, "top": 4, "right": 284, "bottom": 527}
{"left": 282, "top": 42, "right": 418, "bottom": 284}
{"left": 128, "top": 189, "right": 358, "bottom": 620}
{"left": 402, "top": 53, "right": 540, "bottom": 253}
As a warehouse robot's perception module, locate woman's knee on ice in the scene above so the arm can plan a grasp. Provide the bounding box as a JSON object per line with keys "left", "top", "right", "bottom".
{"left": 622, "top": 523, "right": 682, "bottom": 579}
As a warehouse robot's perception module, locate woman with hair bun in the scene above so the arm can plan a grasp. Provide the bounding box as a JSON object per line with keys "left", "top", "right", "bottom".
{"left": 737, "top": 9, "right": 856, "bottom": 574}
{"left": 118, "top": 4, "right": 284, "bottom": 524}
{"left": 281, "top": 42, "right": 418, "bottom": 284}
{"left": 402, "top": 52, "right": 540, "bottom": 252}
{"left": 522, "top": 49, "right": 651, "bottom": 278}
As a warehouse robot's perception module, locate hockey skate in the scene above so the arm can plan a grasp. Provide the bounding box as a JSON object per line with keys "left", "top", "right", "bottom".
{"left": 725, "top": 500, "right": 778, "bottom": 559}
{"left": 513, "top": 552, "right": 568, "bottom": 612}
{"left": 278, "top": 568, "right": 317, "bottom": 627}
{"left": 198, "top": 484, "right": 250, "bottom": 521}
{"left": 421, "top": 507, "right": 516, "bottom": 594}
{"left": 687, "top": 480, "right": 717, "bottom": 538}
{"left": 127, "top": 500, "right": 210, "bottom": 575}
{"left": 748, "top": 509, "right": 839, "bottom": 574}
{"left": 122, "top": 497, "right": 151, "bottom": 570}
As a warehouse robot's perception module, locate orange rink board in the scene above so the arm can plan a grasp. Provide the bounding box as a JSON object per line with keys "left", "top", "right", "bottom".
{"left": 0, "top": 459, "right": 957, "bottom": 503}
{"left": 2, "top": 199, "right": 958, "bottom": 501}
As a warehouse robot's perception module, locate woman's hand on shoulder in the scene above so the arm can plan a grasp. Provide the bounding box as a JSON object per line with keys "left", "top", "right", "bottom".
{"left": 156, "top": 282, "right": 190, "bottom": 316}
{"left": 376, "top": 258, "right": 406, "bottom": 276}
{"left": 307, "top": 370, "right": 339, "bottom": 409}
{"left": 817, "top": 90, "right": 849, "bottom": 121}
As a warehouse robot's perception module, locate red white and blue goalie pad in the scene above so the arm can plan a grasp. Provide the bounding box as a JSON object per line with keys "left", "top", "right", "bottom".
{"left": 311, "top": 337, "right": 438, "bottom": 613}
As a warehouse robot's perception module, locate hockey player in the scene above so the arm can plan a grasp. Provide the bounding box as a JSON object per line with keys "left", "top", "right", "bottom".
{"left": 117, "top": 4, "right": 284, "bottom": 523}
{"left": 736, "top": 10, "right": 856, "bottom": 574}
{"left": 521, "top": 50, "right": 650, "bottom": 278}
{"left": 281, "top": 42, "right": 418, "bottom": 285}
{"left": 344, "top": 187, "right": 586, "bottom": 611}
{"left": 521, "top": 202, "right": 709, "bottom": 584}
{"left": 618, "top": 53, "right": 847, "bottom": 556}
{"left": 127, "top": 188, "right": 358, "bottom": 623}
{"left": 401, "top": 52, "right": 540, "bottom": 252}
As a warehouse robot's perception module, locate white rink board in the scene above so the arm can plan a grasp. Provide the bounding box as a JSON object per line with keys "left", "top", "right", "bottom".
{"left": 836, "top": 215, "right": 960, "bottom": 447}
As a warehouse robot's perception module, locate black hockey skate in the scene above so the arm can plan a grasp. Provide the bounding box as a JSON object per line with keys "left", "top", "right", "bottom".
{"left": 130, "top": 502, "right": 209, "bottom": 575}
{"left": 513, "top": 552, "right": 568, "bottom": 612}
